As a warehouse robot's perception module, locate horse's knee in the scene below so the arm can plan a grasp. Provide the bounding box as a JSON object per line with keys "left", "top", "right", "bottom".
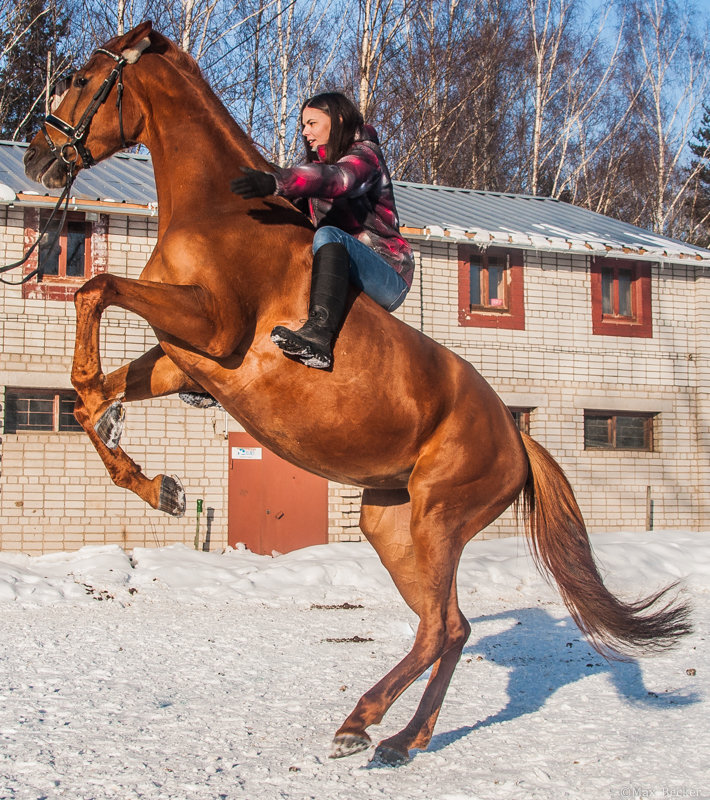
{"left": 202, "top": 336, "right": 239, "bottom": 359}
{"left": 74, "top": 273, "right": 114, "bottom": 314}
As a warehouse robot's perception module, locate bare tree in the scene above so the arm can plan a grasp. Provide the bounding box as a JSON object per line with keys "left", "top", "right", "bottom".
{"left": 0, "top": 0, "right": 74, "bottom": 140}
{"left": 617, "top": 0, "right": 710, "bottom": 235}
{"left": 518, "top": 0, "right": 626, "bottom": 198}
{"left": 256, "top": 0, "right": 344, "bottom": 165}
{"left": 353, "top": 0, "right": 406, "bottom": 118}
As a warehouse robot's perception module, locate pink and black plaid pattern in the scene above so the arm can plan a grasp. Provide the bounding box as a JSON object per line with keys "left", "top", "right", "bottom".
{"left": 273, "top": 126, "right": 415, "bottom": 288}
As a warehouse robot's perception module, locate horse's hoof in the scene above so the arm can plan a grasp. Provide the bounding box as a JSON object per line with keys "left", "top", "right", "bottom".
{"left": 178, "top": 391, "right": 221, "bottom": 409}
{"left": 94, "top": 401, "right": 125, "bottom": 450}
{"left": 158, "top": 474, "right": 186, "bottom": 517}
{"left": 371, "top": 743, "right": 410, "bottom": 766}
{"left": 329, "top": 733, "right": 372, "bottom": 759}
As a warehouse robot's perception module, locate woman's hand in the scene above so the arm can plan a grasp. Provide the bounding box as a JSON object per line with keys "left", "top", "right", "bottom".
{"left": 229, "top": 167, "right": 277, "bottom": 199}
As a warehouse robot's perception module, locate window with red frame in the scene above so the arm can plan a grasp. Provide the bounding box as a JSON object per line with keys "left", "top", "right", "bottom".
{"left": 22, "top": 208, "right": 108, "bottom": 301}
{"left": 601, "top": 264, "right": 633, "bottom": 318}
{"left": 38, "top": 210, "right": 91, "bottom": 279}
{"left": 584, "top": 411, "right": 654, "bottom": 451}
{"left": 458, "top": 246, "right": 525, "bottom": 330}
{"left": 470, "top": 253, "right": 508, "bottom": 311}
{"left": 591, "top": 258, "right": 652, "bottom": 337}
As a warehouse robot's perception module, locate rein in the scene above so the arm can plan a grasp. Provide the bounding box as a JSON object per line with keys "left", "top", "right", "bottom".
{"left": 1, "top": 47, "right": 129, "bottom": 285}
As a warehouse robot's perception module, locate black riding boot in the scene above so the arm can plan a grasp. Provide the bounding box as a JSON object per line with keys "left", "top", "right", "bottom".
{"left": 270, "top": 242, "right": 350, "bottom": 369}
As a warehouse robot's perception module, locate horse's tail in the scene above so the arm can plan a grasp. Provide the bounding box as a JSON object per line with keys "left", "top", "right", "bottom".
{"left": 517, "top": 432, "right": 692, "bottom": 658}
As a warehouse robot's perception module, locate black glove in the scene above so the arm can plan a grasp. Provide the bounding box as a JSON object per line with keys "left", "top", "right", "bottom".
{"left": 230, "top": 167, "right": 277, "bottom": 199}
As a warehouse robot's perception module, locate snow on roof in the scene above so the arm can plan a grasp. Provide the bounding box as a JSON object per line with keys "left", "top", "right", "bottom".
{"left": 394, "top": 181, "right": 710, "bottom": 266}
{"left": 2, "top": 140, "right": 708, "bottom": 265}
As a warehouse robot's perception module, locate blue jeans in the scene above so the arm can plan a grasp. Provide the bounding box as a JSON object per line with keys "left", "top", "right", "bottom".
{"left": 313, "top": 226, "right": 409, "bottom": 312}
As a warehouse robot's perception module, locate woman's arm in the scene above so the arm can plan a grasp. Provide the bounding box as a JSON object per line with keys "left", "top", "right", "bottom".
{"left": 275, "top": 143, "right": 380, "bottom": 200}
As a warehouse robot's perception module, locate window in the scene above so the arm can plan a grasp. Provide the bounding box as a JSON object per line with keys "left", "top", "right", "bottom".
{"left": 22, "top": 208, "right": 109, "bottom": 301}
{"left": 3, "top": 388, "right": 83, "bottom": 434}
{"left": 458, "top": 246, "right": 525, "bottom": 329}
{"left": 509, "top": 407, "right": 531, "bottom": 435}
{"left": 583, "top": 411, "right": 654, "bottom": 451}
{"left": 38, "top": 211, "right": 91, "bottom": 279}
{"left": 590, "top": 258, "right": 652, "bottom": 337}
{"left": 470, "top": 253, "right": 508, "bottom": 310}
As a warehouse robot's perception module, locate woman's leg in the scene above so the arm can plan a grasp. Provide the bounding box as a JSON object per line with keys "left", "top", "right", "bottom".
{"left": 270, "top": 239, "right": 351, "bottom": 369}
{"left": 313, "top": 226, "right": 409, "bottom": 312}
{"left": 270, "top": 226, "right": 410, "bottom": 369}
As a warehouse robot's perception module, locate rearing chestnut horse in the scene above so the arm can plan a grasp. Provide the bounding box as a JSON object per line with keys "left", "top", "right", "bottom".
{"left": 24, "top": 22, "right": 690, "bottom": 764}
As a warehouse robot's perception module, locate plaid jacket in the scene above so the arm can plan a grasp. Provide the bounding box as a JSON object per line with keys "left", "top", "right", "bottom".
{"left": 273, "top": 126, "right": 415, "bottom": 288}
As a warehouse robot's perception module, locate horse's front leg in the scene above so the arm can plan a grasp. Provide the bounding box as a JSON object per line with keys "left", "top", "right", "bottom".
{"left": 70, "top": 274, "right": 222, "bottom": 515}
{"left": 73, "top": 397, "right": 186, "bottom": 516}
{"left": 72, "top": 273, "right": 243, "bottom": 410}
{"left": 71, "top": 271, "right": 241, "bottom": 444}
{"left": 71, "top": 347, "right": 203, "bottom": 515}
{"left": 84, "top": 344, "right": 204, "bottom": 449}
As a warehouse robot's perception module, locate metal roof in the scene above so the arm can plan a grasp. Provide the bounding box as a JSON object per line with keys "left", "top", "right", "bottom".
{"left": 1, "top": 140, "right": 708, "bottom": 265}
{"left": 0, "top": 139, "right": 157, "bottom": 209}
{"left": 394, "top": 181, "right": 710, "bottom": 265}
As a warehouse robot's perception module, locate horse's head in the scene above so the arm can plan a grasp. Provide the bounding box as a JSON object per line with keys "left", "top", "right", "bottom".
{"left": 24, "top": 20, "right": 162, "bottom": 188}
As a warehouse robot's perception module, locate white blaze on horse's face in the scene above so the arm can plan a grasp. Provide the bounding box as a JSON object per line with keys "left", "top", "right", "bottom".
{"left": 302, "top": 107, "right": 331, "bottom": 152}
{"left": 48, "top": 75, "right": 73, "bottom": 115}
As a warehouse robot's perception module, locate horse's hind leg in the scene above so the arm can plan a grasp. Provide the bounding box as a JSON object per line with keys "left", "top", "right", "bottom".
{"left": 333, "top": 436, "right": 526, "bottom": 763}
{"left": 332, "top": 488, "right": 471, "bottom": 762}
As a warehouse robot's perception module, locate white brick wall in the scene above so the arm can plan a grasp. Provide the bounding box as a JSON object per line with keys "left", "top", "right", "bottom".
{"left": 1, "top": 206, "right": 708, "bottom": 554}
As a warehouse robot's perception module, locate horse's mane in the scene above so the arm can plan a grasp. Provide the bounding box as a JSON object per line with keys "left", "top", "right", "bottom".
{"left": 146, "top": 30, "right": 205, "bottom": 82}
{"left": 101, "top": 26, "right": 265, "bottom": 165}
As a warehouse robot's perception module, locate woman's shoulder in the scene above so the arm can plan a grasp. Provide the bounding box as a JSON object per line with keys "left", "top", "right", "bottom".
{"left": 356, "top": 124, "right": 380, "bottom": 145}
{"left": 346, "top": 126, "right": 384, "bottom": 165}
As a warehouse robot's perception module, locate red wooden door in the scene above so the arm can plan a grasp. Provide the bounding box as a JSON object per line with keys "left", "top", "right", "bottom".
{"left": 227, "top": 432, "right": 329, "bottom": 555}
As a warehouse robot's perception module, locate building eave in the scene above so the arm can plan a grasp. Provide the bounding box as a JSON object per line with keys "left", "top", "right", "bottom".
{"left": 6, "top": 192, "right": 158, "bottom": 218}
{"left": 400, "top": 226, "right": 710, "bottom": 267}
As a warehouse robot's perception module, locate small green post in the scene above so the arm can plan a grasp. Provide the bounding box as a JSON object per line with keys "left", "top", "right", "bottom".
{"left": 195, "top": 498, "right": 204, "bottom": 550}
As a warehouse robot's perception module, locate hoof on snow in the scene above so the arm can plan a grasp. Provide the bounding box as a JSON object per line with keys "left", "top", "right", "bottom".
{"left": 94, "top": 401, "right": 125, "bottom": 450}
{"left": 330, "top": 733, "right": 372, "bottom": 759}
{"left": 158, "top": 474, "right": 186, "bottom": 517}
{"left": 370, "top": 744, "right": 410, "bottom": 766}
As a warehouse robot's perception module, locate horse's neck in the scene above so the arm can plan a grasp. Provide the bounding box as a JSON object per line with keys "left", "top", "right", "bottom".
{"left": 135, "top": 61, "right": 264, "bottom": 229}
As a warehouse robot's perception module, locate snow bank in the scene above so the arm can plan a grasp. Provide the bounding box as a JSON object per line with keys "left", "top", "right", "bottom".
{"left": 0, "top": 529, "right": 708, "bottom": 608}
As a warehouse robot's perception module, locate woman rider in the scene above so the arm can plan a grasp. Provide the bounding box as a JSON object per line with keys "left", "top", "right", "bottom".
{"left": 230, "top": 92, "right": 414, "bottom": 370}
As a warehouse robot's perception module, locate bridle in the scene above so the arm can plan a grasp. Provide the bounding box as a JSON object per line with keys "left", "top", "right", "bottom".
{"left": 0, "top": 47, "right": 134, "bottom": 285}
{"left": 43, "top": 47, "right": 131, "bottom": 170}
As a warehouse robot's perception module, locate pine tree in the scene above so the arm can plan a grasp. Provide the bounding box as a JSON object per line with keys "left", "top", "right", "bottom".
{"left": 0, "top": 0, "right": 71, "bottom": 142}
{"left": 686, "top": 104, "right": 710, "bottom": 247}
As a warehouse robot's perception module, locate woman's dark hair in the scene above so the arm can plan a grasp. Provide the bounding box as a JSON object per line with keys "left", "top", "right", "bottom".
{"left": 300, "top": 92, "right": 364, "bottom": 164}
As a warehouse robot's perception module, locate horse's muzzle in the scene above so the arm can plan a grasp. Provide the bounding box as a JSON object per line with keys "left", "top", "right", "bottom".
{"left": 24, "top": 145, "right": 71, "bottom": 189}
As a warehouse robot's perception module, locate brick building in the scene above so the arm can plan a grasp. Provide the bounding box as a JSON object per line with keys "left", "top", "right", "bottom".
{"left": 1, "top": 141, "right": 709, "bottom": 555}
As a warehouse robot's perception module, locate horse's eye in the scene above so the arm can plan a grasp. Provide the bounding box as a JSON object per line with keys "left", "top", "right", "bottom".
{"left": 73, "top": 76, "right": 89, "bottom": 88}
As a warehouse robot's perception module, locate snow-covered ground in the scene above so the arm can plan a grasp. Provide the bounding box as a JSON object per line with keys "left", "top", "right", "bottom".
{"left": 0, "top": 530, "right": 707, "bottom": 799}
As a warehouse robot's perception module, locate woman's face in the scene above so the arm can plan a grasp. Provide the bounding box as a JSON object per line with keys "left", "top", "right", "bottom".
{"left": 302, "top": 106, "right": 331, "bottom": 151}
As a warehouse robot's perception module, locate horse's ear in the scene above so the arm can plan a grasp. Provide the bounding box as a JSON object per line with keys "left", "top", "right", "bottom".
{"left": 119, "top": 21, "right": 162, "bottom": 63}
{"left": 118, "top": 20, "right": 154, "bottom": 50}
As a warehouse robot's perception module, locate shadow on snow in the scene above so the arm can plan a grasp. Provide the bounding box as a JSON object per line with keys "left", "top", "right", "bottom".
{"left": 423, "top": 606, "right": 699, "bottom": 756}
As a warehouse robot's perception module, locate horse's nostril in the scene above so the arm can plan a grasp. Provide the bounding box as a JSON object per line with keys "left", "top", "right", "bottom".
{"left": 24, "top": 147, "right": 36, "bottom": 165}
